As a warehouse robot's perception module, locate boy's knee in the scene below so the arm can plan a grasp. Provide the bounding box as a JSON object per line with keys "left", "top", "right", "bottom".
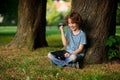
{"left": 70, "top": 54, "right": 76, "bottom": 60}
{"left": 48, "top": 52, "right": 51, "bottom": 58}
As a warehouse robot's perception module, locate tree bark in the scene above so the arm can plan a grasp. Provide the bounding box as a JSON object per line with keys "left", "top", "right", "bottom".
{"left": 8, "top": 0, "right": 48, "bottom": 50}
{"left": 72, "top": 0, "right": 117, "bottom": 64}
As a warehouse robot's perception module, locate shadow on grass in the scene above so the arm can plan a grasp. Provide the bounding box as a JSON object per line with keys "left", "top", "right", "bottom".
{"left": 101, "top": 72, "right": 120, "bottom": 80}
{"left": 0, "top": 32, "right": 15, "bottom": 46}
{"left": 0, "top": 32, "right": 16, "bottom": 36}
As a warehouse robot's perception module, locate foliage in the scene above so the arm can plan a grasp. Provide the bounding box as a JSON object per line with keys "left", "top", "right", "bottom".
{"left": 46, "top": 5, "right": 62, "bottom": 26}
{"left": 0, "top": 0, "right": 119, "bottom": 26}
{"left": 46, "top": 0, "right": 71, "bottom": 26}
{"left": 105, "top": 35, "right": 120, "bottom": 59}
{"left": 116, "top": 2, "right": 120, "bottom": 25}
{"left": 64, "top": 0, "right": 72, "bottom": 2}
{"left": 0, "top": 0, "right": 18, "bottom": 26}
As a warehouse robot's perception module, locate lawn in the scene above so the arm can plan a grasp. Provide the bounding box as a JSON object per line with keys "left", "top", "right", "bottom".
{"left": 0, "top": 25, "right": 120, "bottom": 35}
{"left": 116, "top": 25, "right": 120, "bottom": 36}
{"left": 0, "top": 26, "right": 120, "bottom": 80}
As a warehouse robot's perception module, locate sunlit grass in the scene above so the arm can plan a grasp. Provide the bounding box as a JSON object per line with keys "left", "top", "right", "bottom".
{"left": 0, "top": 26, "right": 17, "bottom": 34}
{"left": 0, "top": 25, "right": 120, "bottom": 35}
{"left": 47, "top": 34, "right": 62, "bottom": 47}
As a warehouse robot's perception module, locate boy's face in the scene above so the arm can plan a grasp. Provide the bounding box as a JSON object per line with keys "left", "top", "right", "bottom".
{"left": 68, "top": 18, "right": 79, "bottom": 31}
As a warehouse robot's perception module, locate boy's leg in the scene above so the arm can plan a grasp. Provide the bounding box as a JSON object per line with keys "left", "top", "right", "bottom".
{"left": 65, "top": 54, "right": 77, "bottom": 65}
{"left": 70, "top": 54, "right": 84, "bottom": 69}
{"left": 65, "top": 54, "right": 83, "bottom": 68}
{"left": 48, "top": 50, "right": 67, "bottom": 67}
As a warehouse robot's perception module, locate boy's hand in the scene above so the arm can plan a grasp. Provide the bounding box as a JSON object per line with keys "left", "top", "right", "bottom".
{"left": 64, "top": 52, "right": 70, "bottom": 57}
{"left": 59, "top": 26, "right": 64, "bottom": 31}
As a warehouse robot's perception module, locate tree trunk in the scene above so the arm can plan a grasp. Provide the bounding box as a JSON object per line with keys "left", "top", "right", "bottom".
{"left": 8, "top": 0, "right": 48, "bottom": 50}
{"left": 72, "top": 0, "right": 117, "bottom": 64}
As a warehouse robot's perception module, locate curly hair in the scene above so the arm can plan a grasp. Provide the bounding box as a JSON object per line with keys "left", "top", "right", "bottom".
{"left": 65, "top": 12, "right": 83, "bottom": 27}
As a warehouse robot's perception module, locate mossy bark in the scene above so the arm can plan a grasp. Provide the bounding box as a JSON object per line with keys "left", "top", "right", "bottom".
{"left": 72, "top": 0, "right": 117, "bottom": 64}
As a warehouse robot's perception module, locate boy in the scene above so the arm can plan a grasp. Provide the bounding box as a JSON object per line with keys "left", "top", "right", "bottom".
{"left": 48, "top": 12, "right": 86, "bottom": 67}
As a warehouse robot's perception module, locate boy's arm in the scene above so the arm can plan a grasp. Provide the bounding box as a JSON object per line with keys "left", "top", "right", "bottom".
{"left": 72, "top": 44, "right": 84, "bottom": 55}
{"left": 59, "top": 26, "right": 68, "bottom": 47}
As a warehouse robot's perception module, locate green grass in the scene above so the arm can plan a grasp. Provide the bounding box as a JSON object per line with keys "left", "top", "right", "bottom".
{"left": 0, "top": 25, "right": 120, "bottom": 35}
{"left": 116, "top": 25, "right": 120, "bottom": 36}
{"left": 0, "top": 26, "right": 61, "bottom": 46}
{"left": 0, "top": 26, "right": 120, "bottom": 80}
{"left": 0, "top": 26, "right": 17, "bottom": 34}
{"left": 0, "top": 43, "right": 120, "bottom": 80}
{"left": 0, "top": 25, "right": 120, "bottom": 46}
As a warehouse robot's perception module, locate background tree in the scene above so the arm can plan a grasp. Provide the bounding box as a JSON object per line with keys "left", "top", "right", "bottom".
{"left": 46, "top": 0, "right": 71, "bottom": 26}
{"left": 72, "top": 0, "right": 118, "bottom": 64}
{"left": 8, "top": 0, "right": 48, "bottom": 50}
{"left": 46, "top": 0, "right": 62, "bottom": 26}
{"left": 0, "top": 0, "right": 18, "bottom": 26}
{"left": 116, "top": 0, "right": 120, "bottom": 25}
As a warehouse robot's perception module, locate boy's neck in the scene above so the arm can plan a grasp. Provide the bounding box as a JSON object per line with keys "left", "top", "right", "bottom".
{"left": 72, "top": 29, "right": 80, "bottom": 35}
